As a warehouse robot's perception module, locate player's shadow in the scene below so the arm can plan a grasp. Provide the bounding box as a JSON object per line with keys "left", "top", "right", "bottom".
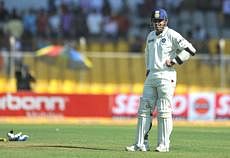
{"left": 28, "top": 144, "right": 118, "bottom": 151}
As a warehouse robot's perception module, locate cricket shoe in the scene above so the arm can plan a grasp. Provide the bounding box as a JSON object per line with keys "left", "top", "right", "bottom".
{"left": 144, "top": 139, "right": 150, "bottom": 150}
{"left": 125, "top": 144, "right": 150, "bottom": 152}
{"left": 155, "top": 144, "right": 169, "bottom": 152}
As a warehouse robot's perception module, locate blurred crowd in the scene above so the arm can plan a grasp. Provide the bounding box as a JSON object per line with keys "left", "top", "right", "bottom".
{"left": 0, "top": 0, "right": 229, "bottom": 53}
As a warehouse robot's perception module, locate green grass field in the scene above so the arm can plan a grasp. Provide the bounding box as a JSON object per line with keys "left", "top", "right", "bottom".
{"left": 0, "top": 124, "right": 230, "bottom": 158}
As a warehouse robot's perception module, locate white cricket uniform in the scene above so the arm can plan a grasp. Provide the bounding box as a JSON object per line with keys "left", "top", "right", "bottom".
{"left": 145, "top": 26, "right": 195, "bottom": 72}
{"left": 143, "top": 26, "right": 196, "bottom": 113}
{"left": 134, "top": 26, "right": 196, "bottom": 151}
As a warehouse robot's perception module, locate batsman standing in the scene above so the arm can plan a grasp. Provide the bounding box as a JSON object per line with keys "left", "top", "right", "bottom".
{"left": 126, "top": 8, "right": 196, "bottom": 152}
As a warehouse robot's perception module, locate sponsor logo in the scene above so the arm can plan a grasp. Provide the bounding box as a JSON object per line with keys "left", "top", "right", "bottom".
{"left": 172, "top": 95, "right": 187, "bottom": 116}
{"left": 0, "top": 94, "right": 67, "bottom": 111}
{"left": 112, "top": 94, "right": 139, "bottom": 116}
{"left": 193, "top": 98, "right": 210, "bottom": 114}
{"left": 112, "top": 94, "right": 188, "bottom": 117}
{"left": 216, "top": 95, "right": 230, "bottom": 116}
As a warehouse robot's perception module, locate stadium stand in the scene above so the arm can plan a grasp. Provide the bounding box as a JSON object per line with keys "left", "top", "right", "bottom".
{"left": 117, "top": 57, "right": 130, "bottom": 83}
{"left": 6, "top": 78, "right": 16, "bottom": 92}
{"left": 103, "top": 83, "right": 118, "bottom": 94}
{"left": 89, "top": 83, "right": 105, "bottom": 94}
{"left": 132, "top": 83, "right": 143, "bottom": 94}
{"left": 75, "top": 82, "right": 90, "bottom": 94}
{"left": 103, "top": 56, "right": 117, "bottom": 83}
{"left": 116, "top": 39, "right": 129, "bottom": 52}
{"left": 47, "top": 79, "right": 61, "bottom": 93}
{"left": 208, "top": 39, "right": 219, "bottom": 55}
{"left": 0, "top": 78, "right": 7, "bottom": 92}
{"left": 62, "top": 79, "right": 76, "bottom": 94}
{"left": 102, "top": 42, "right": 116, "bottom": 52}
{"left": 89, "top": 57, "right": 104, "bottom": 83}
{"left": 0, "top": 0, "right": 229, "bottom": 94}
{"left": 34, "top": 79, "right": 49, "bottom": 93}
{"left": 224, "top": 39, "right": 230, "bottom": 54}
{"left": 88, "top": 42, "right": 102, "bottom": 52}
{"left": 129, "top": 56, "right": 145, "bottom": 83}
{"left": 118, "top": 83, "right": 132, "bottom": 94}
{"left": 192, "top": 10, "right": 205, "bottom": 27}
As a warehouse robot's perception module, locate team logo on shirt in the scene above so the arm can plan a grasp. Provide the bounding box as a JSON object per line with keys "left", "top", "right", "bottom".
{"left": 161, "top": 38, "right": 166, "bottom": 43}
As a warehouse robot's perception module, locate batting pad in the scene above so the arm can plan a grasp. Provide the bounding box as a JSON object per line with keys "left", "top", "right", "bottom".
{"left": 157, "top": 97, "right": 173, "bottom": 148}
{"left": 135, "top": 115, "right": 152, "bottom": 147}
{"left": 135, "top": 97, "right": 153, "bottom": 147}
{"left": 157, "top": 116, "right": 172, "bottom": 148}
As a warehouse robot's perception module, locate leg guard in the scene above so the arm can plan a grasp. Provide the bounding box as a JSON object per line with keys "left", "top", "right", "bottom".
{"left": 157, "top": 98, "right": 173, "bottom": 149}
{"left": 143, "top": 116, "right": 152, "bottom": 150}
{"left": 135, "top": 97, "right": 153, "bottom": 148}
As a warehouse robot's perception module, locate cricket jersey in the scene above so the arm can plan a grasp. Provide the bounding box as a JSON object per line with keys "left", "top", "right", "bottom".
{"left": 145, "top": 26, "right": 195, "bottom": 72}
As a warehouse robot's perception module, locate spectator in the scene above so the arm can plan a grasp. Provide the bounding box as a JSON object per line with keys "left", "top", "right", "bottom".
{"left": 72, "top": 7, "right": 88, "bottom": 39}
{"left": 165, "top": 0, "right": 183, "bottom": 13}
{"left": 138, "top": 0, "right": 155, "bottom": 17}
{"left": 36, "top": 8, "right": 48, "bottom": 38}
{"left": 108, "top": 0, "right": 123, "bottom": 14}
{"left": 126, "top": 0, "right": 144, "bottom": 13}
{"left": 15, "top": 63, "right": 36, "bottom": 91}
{"left": 90, "top": 0, "right": 104, "bottom": 12}
{"left": 0, "top": 0, "right": 9, "bottom": 35}
{"left": 192, "top": 25, "right": 208, "bottom": 40}
{"left": 23, "top": 8, "right": 37, "bottom": 37}
{"left": 86, "top": 9, "right": 103, "bottom": 39}
{"left": 48, "top": 9, "right": 60, "bottom": 38}
{"left": 103, "top": 15, "right": 118, "bottom": 40}
{"left": 222, "top": 0, "right": 230, "bottom": 27}
{"left": 47, "top": 0, "right": 57, "bottom": 13}
{"left": 79, "top": 0, "right": 91, "bottom": 13}
{"left": 60, "top": 4, "right": 73, "bottom": 39}
{"left": 115, "top": 12, "right": 130, "bottom": 39}
{"left": 0, "top": 1, "right": 8, "bottom": 22}
{"left": 210, "top": 0, "right": 222, "bottom": 11}
{"left": 102, "top": 0, "right": 111, "bottom": 17}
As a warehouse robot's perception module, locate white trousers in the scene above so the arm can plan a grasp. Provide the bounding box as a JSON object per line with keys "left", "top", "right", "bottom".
{"left": 135, "top": 70, "right": 176, "bottom": 148}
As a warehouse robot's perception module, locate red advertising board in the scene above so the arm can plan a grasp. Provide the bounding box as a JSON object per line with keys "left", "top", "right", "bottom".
{"left": 0, "top": 92, "right": 229, "bottom": 120}
{"left": 172, "top": 94, "right": 188, "bottom": 119}
{"left": 111, "top": 94, "right": 189, "bottom": 118}
{"left": 188, "top": 93, "right": 215, "bottom": 120}
{"left": 111, "top": 93, "right": 230, "bottom": 120}
{"left": 112, "top": 94, "right": 140, "bottom": 117}
{"left": 0, "top": 92, "right": 111, "bottom": 117}
{"left": 215, "top": 94, "right": 230, "bottom": 119}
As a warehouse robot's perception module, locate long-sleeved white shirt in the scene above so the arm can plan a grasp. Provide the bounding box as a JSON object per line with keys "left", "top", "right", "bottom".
{"left": 145, "top": 26, "right": 196, "bottom": 71}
